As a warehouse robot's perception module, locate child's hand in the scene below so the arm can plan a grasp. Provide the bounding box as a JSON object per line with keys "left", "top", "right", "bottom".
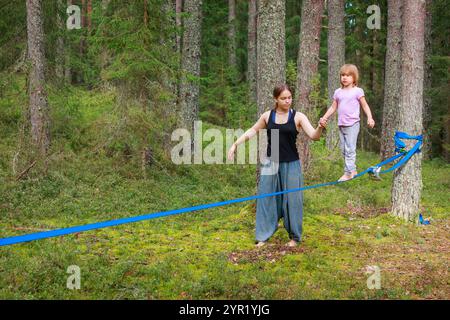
{"left": 319, "top": 117, "right": 328, "bottom": 128}
{"left": 367, "top": 118, "right": 375, "bottom": 128}
{"left": 227, "top": 144, "right": 237, "bottom": 161}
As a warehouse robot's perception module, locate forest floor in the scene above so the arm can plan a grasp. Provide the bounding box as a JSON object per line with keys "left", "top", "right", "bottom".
{"left": 0, "top": 81, "right": 448, "bottom": 299}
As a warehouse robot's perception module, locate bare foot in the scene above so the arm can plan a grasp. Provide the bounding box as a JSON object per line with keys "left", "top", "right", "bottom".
{"left": 256, "top": 241, "right": 266, "bottom": 247}
{"left": 338, "top": 173, "right": 351, "bottom": 182}
{"left": 286, "top": 240, "right": 298, "bottom": 247}
{"left": 350, "top": 170, "right": 358, "bottom": 178}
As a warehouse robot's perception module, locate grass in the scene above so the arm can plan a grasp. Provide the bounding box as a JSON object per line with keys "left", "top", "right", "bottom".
{"left": 0, "top": 78, "right": 448, "bottom": 299}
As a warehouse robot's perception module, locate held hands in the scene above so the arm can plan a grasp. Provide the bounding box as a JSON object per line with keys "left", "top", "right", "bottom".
{"left": 367, "top": 118, "right": 375, "bottom": 128}
{"left": 319, "top": 117, "right": 328, "bottom": 129}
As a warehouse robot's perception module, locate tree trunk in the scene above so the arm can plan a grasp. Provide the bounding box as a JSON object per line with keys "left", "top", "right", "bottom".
{"left": 295, "top": 0, "right": 325, "bottom": 171}
{"left": 247, "top": 0, "right": 257, "bottom": 104}
{"left": 56, "top": 0, "right": 65, "bottom": 81}
{"left": 144, "top": 0, "right": 149, "bottom": 27}
{"left": 326, "top": 0, "right": 345, "bottom": 151}
{"left": 422, "top": 0, "right": 432, "bottom": 159}
{"left": 65, "top": 0, "right": 72, "bottom": 83}
{"left": 228, "top": 0, "right": 237, "bottom": 71}
{"left": 381, "top": 0, "right": 402, "bottom": 160}
{"left": 26, "top": 0, "right": 50, "bottom": 161}
{"left": 256, "top": 0, "right": 285, "bottom": 116}
{"left": 176, "top": 0, "right": 183, "bottom": 55}
{"left": 391, "top": 0, "right": 426, "bottom": 222}
{"left": 179, "top": 0, "right": 202, "bottom": 134}
{"left": 256, "top": 0, "right": 285, "bottom": 184}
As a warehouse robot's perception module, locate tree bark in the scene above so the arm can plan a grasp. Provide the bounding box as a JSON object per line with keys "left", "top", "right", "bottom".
{"left": 26, "top": 0, "right": 50, "bottom": 160}
{"left": 56, "top": 0, "right": 65, "bottom": 81}
{"left": 65, "top": 0, "right": 72, "bottom": 83}
{"left": 228, "top": 0, "right": 237, "bottom": 71}
{"left": 422, "top": 0, "right": 432, "bottom": 159}
{"left": 391, "top": 0, "right": 426, "bottom": 222}
{"left": 179, "top": 0, "right": 202, "bottom": 134}
{"left": 256, "top": 0, "right": 285, "bottom": 116}
{"left": 326, "top": 0, "right": 345, "bottom": 151}
{"left": 295, "top": 0, "right": 325, "bottom": 171}
{"left": 247, "top": 0, "right": 257, "bottom": 104}
{"left": 381, "top": 0, "right": 402, "bottom": 160}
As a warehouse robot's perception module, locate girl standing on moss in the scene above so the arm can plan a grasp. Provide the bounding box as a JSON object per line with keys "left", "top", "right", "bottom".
{"left": 227, "top": 84, "right": 326, "bottom": 247}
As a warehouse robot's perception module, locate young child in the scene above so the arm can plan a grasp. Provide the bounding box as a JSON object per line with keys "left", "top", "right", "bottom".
{"left": 320, "top": 64, "right": 375, "bottom": 181}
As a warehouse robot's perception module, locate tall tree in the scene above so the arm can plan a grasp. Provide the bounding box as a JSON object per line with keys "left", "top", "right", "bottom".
{"left": 422, "top": 0, "right": 432, "bottom": 159}
{"left": 228, "top": 0, "right": 237, "bottom": 71}
{"left": 256, "top": 0, "right": 285, "bottom": 116}
{"left": 380, "top": 0, "right": 402, "bottom": 159}
{"left": 176, "top": 0, "right": 183, "bottom": 55}
{"left": 179, "top": 0, "right": 202, "bottom": 133}
{"left": 26, "top": 0, "right": 50, "bottom": 162}
{"left": 295, "top": 0, "right": 325, "bottom": 171}
{"left": 391, "top": 0, "right": 426, "bottom": 222}
{"left": 325, "top": 0, "right": 345, "bottom": 151}
{"left": 256, "top": 0, "right": 285, "bottom": 183}
{"left": 56, "top": 0, "right": 65, "bottom": 81}
{"left": 247, "top": 0, "right": 257, "bottom": 103}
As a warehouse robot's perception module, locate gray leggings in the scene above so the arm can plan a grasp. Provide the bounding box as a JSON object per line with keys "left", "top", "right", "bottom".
{"left": 339, "top": 121, "right": 360, "bottom": 174}
{"left": 255, "top": 160, "right": 303, "bottom": 242}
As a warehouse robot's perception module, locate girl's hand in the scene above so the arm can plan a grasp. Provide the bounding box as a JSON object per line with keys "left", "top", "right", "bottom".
{"left": 227, "top": 143, "right": 237, "bottom": 161}
{"left": 319, "top": 117, "right": 328, "bottom": 128}
{"left": 367, "top": 118, "right": 375, "bottom": 128}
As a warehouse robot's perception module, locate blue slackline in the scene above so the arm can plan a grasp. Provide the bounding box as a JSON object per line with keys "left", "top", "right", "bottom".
{"left": 0, "top": 131, "right": 422, "bottom": 247}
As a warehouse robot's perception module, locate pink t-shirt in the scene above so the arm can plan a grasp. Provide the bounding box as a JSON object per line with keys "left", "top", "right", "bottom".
{"left": 333, "top": 86, "right": 365, "bottom": 126}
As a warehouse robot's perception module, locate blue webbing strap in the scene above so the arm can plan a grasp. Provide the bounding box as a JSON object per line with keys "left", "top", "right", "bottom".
{"left": 0, "top": 131, "right": 422, "bottom": 247}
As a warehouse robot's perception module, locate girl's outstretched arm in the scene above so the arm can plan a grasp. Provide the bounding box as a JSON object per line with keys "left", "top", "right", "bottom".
{"left": 227, "top": 112, "right": 269, "bottom": 160}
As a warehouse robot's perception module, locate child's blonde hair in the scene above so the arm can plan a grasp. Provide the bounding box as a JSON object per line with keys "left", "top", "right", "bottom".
{"left": 340, "top": 64, "right": 359, "bottom": 87}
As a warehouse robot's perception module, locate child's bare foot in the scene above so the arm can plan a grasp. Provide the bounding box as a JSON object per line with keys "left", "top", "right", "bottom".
{"left": 256, "top": 241, "right": 266, "bottom": 247}
{"left": 338, "top": 173, "right": 351, "bottom": 182}
{"left": 350, "top": 170, "right": 358, "bottom": 178}
{"left": 285, "top": 240, "right": 298, "bottom": 247}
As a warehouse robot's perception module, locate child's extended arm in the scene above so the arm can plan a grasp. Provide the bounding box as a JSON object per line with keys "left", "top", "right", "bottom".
{"left": 360, "top": 97, "right": 375, "bottom": 128}
{"left": 319, "top": 100, "right": 337, "bottom": 127}
{"left": 297, "top": 113, "right": 325, "bottom": 141}
{"left": 227, "top": 113, "right": 267, "bottom": 160}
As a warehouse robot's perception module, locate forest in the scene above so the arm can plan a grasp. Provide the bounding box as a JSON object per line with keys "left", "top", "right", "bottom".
{"left": 0, "top": 0, "right": 448, "bottom": 300}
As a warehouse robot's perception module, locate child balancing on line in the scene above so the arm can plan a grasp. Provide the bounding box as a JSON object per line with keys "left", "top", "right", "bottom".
{"left": 319, "top": 64, "right": 375, "bottom": 182}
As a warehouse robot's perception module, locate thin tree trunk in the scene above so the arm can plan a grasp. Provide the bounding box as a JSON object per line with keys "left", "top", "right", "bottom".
{"left": 26, "top": 0, "right": 50, "bottom": 161}
{"left": 391, "top": 0, "right": 426, "bottom": 222}
{"left": 247, "top": 0, "right": 257, "bottom": 104}
{"left": 56, "top": 0, "right": 65, "bottom": 81}
{"left": 65, "top": 0, "right": 72, "bottom": 83}
{"left": 179, "top": 0, "right": 202, "bottom": 134}
{"left": 381, "top": 0, "right": 402, "bottom": 160}
{"left": 144, "top": 0, "right": 149, "bottom": 27}
{"left": 326, "top": 0, "right": 345, "bottom": 151}
{"left": 295, "top": 0, "right": 325, "bottom": 171}
{"left": 228, "top": 0, "right": 237, "bottom": 71}
{"left": 422, "top": 0, "right": 432, "bottom": 159}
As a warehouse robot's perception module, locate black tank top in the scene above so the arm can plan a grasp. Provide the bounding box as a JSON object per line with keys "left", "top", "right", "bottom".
{"left": 267, "top": 109, "right": 300, "bottom": 162}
